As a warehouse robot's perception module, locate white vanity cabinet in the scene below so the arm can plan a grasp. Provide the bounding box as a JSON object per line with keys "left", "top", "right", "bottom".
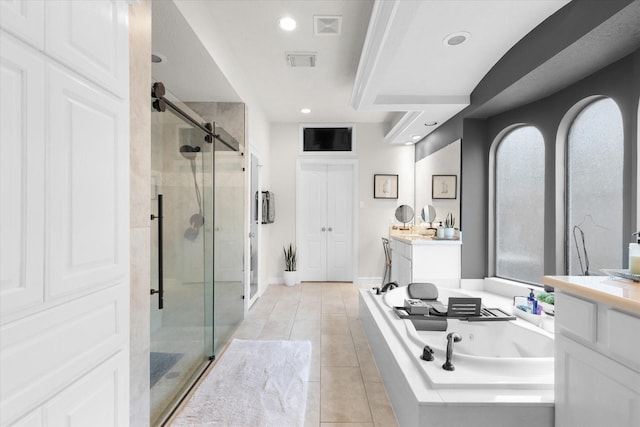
{"left": 542, "top": 276, "right": 640, "bottom": 427}
{"left": 389, "top": 236, "right": 461, "bottom": 287}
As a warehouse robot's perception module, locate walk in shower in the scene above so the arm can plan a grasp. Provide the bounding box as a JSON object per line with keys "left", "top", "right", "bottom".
{"left": 149, "top": 83, "right": 244, "bottom": 425}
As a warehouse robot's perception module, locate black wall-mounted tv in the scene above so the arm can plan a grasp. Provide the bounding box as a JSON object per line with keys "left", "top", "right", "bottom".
{"left": 303, "top": 127, "right": 352, "bottom": 152}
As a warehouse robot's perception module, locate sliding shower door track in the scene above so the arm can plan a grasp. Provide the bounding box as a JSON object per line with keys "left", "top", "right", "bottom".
{"left": 158, "top": 356, "right": 215, "bottom": 427}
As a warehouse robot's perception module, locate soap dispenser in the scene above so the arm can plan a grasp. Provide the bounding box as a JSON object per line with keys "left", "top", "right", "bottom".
{"left": 528, "top": 288, "right": 538, "bottom": 315}
{"left": 630, "top": 232, "right": 640, "bottom": 275}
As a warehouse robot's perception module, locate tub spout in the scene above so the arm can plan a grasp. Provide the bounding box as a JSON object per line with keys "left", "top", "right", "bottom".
{"left": 380, "top": 281, "right": 398, "bottom": 293}
{"left": 442, "top": 332, "right": 462, "bottom": 371}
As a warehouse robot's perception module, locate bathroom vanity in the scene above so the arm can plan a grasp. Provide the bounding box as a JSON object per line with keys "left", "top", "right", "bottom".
{"left": 389, "top": 234, "right": 461, "bottom": 288}
{"left": 541, "top": 275, "right": 640, "bottom": 427}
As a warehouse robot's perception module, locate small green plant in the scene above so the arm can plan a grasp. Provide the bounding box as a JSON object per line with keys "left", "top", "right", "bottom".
{"left": 444, "top": 213, "right": 455, "bottom": 229}
{"left": 283, "top": 244, "right": 297, "bottom": 271}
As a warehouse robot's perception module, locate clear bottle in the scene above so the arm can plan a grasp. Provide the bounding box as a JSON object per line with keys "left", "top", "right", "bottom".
{"left": 630, "top": 232, "right": 640, "bottom": 275}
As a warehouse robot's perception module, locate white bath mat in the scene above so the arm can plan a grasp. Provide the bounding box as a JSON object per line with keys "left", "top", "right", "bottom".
{"left": 171, "top": 339, "right": 312, "bottom": 427}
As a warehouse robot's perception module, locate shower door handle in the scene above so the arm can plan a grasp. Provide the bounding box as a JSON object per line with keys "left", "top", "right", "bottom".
{"left": 150, "top": 194, "right": 164, "bottom": 309}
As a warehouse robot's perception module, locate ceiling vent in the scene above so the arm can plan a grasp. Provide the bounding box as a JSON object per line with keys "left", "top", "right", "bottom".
{"left": 286, "top": 52, "right": 317, "bottom": 67}
{"left": 314, "top": 15, "right": 342, "bottom": 36}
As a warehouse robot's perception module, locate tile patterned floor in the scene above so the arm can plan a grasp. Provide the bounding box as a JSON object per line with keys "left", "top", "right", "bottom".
{"left": 231, "top": 282, "right": 399, "bottom": 427}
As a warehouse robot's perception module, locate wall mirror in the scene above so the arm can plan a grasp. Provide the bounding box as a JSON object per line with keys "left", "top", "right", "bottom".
{"left": 414, "top": 140, "right": 461, "bottom": 228}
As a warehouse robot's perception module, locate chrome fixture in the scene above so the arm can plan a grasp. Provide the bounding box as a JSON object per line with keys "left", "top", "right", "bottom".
{"left": 442, "top": 332, "right": 462, "bottom": 371}
{"left": 421, "top": 345, "right": 434, "bottom": 361}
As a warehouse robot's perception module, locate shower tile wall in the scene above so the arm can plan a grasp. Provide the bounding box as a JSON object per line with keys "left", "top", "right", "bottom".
{"left": 187, "top": 102, "right": 247, "bottom": 147}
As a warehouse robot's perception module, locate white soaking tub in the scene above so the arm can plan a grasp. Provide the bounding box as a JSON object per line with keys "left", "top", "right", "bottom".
{"left": 360, "top": 285, "right": 554, "bottom": 427}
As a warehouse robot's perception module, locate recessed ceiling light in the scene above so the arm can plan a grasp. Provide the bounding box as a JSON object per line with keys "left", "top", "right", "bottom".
{"left": 405, "top": 142, "right": 414, "bottom": 146}
{"left": 301, "top": 108, "right": 311, "bottom": 114}
{"left": 278, "top": 16, "right": 297, "bottom": 31}
{"left": 411, "top": 135, "right": 421, "bottom": 141}
{"left": 443, "top": 31, "right": 471, "bottom": 46}
{"left": 424, "top": 121, "right": 438, "bottom": 127}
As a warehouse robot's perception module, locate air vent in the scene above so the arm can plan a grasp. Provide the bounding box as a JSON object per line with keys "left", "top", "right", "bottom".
{"left": 286, "top": 52, "right": 317, "bottom": 67}
{"left": 314, "top": 15, "right": 342, "bottom": 35}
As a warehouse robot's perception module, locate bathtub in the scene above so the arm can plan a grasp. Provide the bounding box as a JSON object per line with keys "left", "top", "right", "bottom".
{"left": 360, "top": 285, "right": 554, "bottom": 427}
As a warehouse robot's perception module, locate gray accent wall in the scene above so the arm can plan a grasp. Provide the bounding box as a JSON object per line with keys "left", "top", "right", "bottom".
{"left": 419, "top": 48, "right": 640, "bottom": 280}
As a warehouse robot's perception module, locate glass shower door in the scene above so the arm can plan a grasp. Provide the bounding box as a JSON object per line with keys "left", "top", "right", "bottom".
{"left": 212, "top": 132, "right": 245, "bottom": 355}
{"left": 150, "top": 107, "right": 213, "bottom": 425}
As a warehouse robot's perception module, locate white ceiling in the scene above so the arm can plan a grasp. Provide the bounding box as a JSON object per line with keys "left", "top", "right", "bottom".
{"left": 153, "top": 0, "right": 570, "bottom": 142}
{"left": 152, "top": 0, "right": 240, "bottom": 103}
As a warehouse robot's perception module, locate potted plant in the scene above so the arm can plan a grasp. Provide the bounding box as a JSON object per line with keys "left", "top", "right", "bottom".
{"left": 444, "top": 213, "right": 455, "bottom": 239}
{"left": 283, "top": 243, "right": 298, "bottom": 286}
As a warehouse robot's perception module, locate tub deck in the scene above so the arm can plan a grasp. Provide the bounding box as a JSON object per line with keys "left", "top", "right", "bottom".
{"left": 360, "top": 287, "right": 554, "bottom": 427}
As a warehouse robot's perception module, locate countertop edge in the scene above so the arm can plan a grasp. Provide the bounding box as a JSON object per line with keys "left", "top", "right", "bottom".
{"left": 390, "top": 235, "right": 463, "bottom": 245}
{"left": 542, "top": 275, "right": 640, "bottom": 315}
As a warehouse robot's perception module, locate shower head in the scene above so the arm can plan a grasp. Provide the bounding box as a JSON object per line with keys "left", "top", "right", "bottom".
{"left": 180, "top": 145, "right": 201, "bottom": 160}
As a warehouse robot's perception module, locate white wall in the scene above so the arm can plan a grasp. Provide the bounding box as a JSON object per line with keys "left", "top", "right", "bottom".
{"left": 267, "top": 122, "right": 414, "bottom": 285}
{"left": 174, "top": 1, "right": 273, "bottom": 297}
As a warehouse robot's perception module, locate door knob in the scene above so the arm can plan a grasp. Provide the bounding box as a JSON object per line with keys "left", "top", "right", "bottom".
{"left": 327, "top": 227, "right": 333, "bottom": 232}
{"left": 321, "top": 227, "right": 326, "bottom": 232}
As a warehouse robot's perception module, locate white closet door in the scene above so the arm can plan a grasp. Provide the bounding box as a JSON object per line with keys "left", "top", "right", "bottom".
{"left": 300, "top": 164, "right": 328, "bottom": 281}
{"left": 0, "top": 32, "right": 46, "bottom": 315}
{"left": 0, "top": 1, "right": 129, "bottom": 425}
{"left": 299, "top": 162, "right": 354, "bottom": 282}
{"left": 45, "top": 0, "right": 129, "bottom": 97}
{"left": 327, "top": 164, "right": 353, "bottom": 281}
{"left": 0, "top": 0, "right": 44, "bottom": 49}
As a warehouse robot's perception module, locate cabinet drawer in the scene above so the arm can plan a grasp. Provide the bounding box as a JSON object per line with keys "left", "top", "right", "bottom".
{"left": 607, "top": 309, "right": 640, "bottom": 372}
{"left": 556, "top": 292, "right": 597, "bottom": 343}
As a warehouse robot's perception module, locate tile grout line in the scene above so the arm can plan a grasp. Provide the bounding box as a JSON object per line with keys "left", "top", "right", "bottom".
{"left": 346, "top": 288, "right": 376, "bottom": 426}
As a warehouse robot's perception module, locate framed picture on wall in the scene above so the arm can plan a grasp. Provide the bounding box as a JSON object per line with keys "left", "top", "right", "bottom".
{"left": 374, "top": 174, "right": 398, "bottom": 199}
{"left": 432, "top": 175, "right": 457, "bottom": 199}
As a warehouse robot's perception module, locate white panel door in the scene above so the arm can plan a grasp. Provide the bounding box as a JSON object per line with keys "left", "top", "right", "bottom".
{"left": 0, "top": 1, "right": 129, "bottom": 425}
{"left": 45, "top": 0, "right": 129, "bottom": 98}
{"left": 0, "top": 0, "right": 44, "bottom": 49}
{"left": 299, "top": 162, "right": 353, "bottom": 282}
{"left": 47, "top": 63, "right": 128, "bottom": 298}
{"left": 0, "top": 33, "right": 45, "bottom": 315}
{"left": 300, "top": 164, "right": 328, "bottom": 281}
{"left": 327, "top": 164, "right": 353, "bottom": 281}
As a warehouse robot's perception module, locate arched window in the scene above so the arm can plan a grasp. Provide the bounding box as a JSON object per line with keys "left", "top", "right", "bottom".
{"left": 495, "top": 126, "right": 545, "bottom": 283}
{"left": 566, "top": 98, "right": 623, "bottom": 275}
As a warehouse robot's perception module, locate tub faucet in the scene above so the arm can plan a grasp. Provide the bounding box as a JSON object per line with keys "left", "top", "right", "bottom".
{"left": 442, "top": 332, "right": 462, "bottom": 371}
{"left": 380, "top": 281, "right": 398, "bottom": 293}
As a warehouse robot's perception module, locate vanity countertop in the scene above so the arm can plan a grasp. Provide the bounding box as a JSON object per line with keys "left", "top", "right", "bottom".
{"left": 389, "top": 234, "right": 462, "bottom": 245}
{"left": 389, "top": 227, "right": 462, "bottom": 245}
{"left": 542, "top": 275, "right": 640, "bottom": 314}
